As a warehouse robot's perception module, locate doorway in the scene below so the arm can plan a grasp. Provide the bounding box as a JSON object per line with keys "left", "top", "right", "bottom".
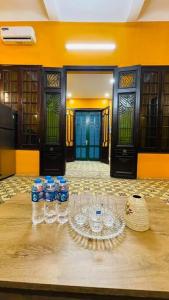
{"left": 65, "top": 68, "right": 114, "bottom": 174}
{"left": 40, "top": 65, "right": 140, "bottom": 179}
{"left": 75, "top": 110, "right": 101, "bottom": 160}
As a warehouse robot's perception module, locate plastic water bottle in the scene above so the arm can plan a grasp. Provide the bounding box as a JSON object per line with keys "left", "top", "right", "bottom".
{"left": 32, "top": 178, "right": 44, "bottom": 225}
{"left": 44, "top": 178, "right": 57, "bottom": 224}
{"left": 57, "top": 179, "right": 69, "bottom": 224}
{"left": 44, "top": 175, "right": 52, "bottom": 188}
{"left": 55, "top": 176, "right": 63, "bottom": 201}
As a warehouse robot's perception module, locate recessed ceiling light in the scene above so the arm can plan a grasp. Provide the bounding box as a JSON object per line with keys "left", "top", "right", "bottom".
{"left": 110, "top": 78, "right": 115, "bottom": 84}
{"left": 105, "top": 93, "right": 110, "bottom": 98}
{"left": 67, "top": 92, "right": 72, "bottom": 98}
{"left": 65, "top": 43, "right": 116, "bottom": 51}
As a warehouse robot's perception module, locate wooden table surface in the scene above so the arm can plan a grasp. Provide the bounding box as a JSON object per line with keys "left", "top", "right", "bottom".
{"left": 0, "top": 194, "right": 169, "bottom": 299}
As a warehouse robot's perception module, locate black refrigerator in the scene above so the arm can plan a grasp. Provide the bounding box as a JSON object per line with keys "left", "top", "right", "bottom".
{"left": 0, "top": 104, "right": 16, "bottom": 180}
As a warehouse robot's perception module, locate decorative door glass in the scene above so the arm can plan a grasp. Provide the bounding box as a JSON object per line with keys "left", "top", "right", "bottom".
{"left": 22, "top": 69, "right": 40, "bottom": 147}
{"left": 118, "top": 93, "right": 135, "bottom": 145}
{"left": 0, "top": 70, "right": 19, "bottom": 111}
{"left": 46, "top": 93, "right": 60, "bottom": 144}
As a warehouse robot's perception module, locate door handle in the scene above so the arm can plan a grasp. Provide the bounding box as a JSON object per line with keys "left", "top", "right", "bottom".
{"left": 86, "top": 139, "right": 88, "bottom": 146}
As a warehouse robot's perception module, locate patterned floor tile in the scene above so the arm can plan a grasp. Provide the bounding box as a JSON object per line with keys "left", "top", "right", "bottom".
{"left": 0, "top": 162, "right": 169, "bottom": 204}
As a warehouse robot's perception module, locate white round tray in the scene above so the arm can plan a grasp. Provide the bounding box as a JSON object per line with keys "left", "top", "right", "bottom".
{"left": 69, "top": 208, "right": 125, "bottom": 241}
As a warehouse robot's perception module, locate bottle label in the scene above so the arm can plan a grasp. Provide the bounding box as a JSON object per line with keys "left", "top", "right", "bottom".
{"left": 60, "top": 185, "right": 68, "bottom": 192}
{"left": 60, "top": 191, "right": 69, "bottom": 202}
{"left": 55, "top": 191, "right": 61, "bottom": 201}
{"left": 32, "top": 191, "right": 43, "bottom": 202}
{"left": 45, "top": 191, "right": 56, "bottom": 202}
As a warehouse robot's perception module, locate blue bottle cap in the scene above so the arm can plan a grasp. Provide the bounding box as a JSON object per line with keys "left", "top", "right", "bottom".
{"left": 57, "top": 176, "right": 63, "bottom": 180}
{"left": 34, "top": 178, "right": 42, "bottom": 183}
{"left": 47, "top": 178, "right": 54, "bottom": 183}
{"left": 45, "top": 175, "right": 51, "bottom": 180}
{"left": 60, "top": 179, "right": 66, "bottom": 184}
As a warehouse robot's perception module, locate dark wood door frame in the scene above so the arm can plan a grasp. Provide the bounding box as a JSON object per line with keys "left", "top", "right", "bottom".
{"left": 40, "top": 67, "right": 66, "bottom": 176}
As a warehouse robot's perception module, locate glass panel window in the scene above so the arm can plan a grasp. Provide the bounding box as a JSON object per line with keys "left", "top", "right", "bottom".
{"left": 119, "top": 71, "right": 136, "bottom": 89}
{"left": 1, "top": 70, "right": 19, "bottom": 111}
{"left": 46, "top": 93, "right": 60, "bottom": 144}
{"left": 118, "top": 93, "right": 135, "bottom": 145}
{"left": 21, "top": 70, "right": 40, "bottom": 146}
{"left": 46, "top": 72, "right": 60, "bottom": 88}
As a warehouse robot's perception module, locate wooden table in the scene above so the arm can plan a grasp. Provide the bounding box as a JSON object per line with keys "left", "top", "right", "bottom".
{"left": 0, "top": 194, "right": 169, "bottom": 300}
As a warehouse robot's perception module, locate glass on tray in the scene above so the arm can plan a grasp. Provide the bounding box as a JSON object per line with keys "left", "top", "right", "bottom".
{"left": 69, "top": 192, "right": 125, "bottom": 241}
{"left": 69, "top": 192, "right": 88, "bottom": 226}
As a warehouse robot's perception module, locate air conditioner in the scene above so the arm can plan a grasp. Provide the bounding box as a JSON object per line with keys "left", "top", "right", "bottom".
{"left": 0, "top": 26, "right": 36, "bottom": 45}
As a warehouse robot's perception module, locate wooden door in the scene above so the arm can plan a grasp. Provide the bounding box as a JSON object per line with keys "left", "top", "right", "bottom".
{"left": 88, "top": 111, "right": 101, "bottom": 160}
{"left": 66, "top": 108, "right": 74, "bottom": 162}
{"left": 75, "top": 111, "right": 101, "bottom": 161}
{"left": 111, "top": 66, "right": 141, "bottom": 179}
{"left": 40, "top": 68, "right": 65, "bottom": 176}
{"left": 101, "top": 107, "right": 109, "bottom": 164}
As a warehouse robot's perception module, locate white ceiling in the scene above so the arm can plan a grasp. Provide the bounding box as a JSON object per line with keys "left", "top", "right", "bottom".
{"left": 0, "top": 0, "right": 47, "bottom": 21}
{"left": 67, "top": 73, "right": 113, "bottom": 99}
{"left": 0, "top": 0, "right": 169, "bottom": 22}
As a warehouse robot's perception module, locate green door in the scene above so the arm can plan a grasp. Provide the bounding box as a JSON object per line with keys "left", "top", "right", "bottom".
{"left": 75, "top": 111, "right": 101, "bottom": 160}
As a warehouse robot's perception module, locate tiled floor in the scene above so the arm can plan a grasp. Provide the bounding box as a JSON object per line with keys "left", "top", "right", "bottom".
{"left": 0, "top": 161, "right": 169, "bottom": 204}
{"left": 66, "top": 161, "right": 110, "bottom": 178}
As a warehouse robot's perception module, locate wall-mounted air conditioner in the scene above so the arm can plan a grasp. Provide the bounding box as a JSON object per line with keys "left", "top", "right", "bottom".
{"left": 0, "top": 26, "right": 36, "bottom": 45}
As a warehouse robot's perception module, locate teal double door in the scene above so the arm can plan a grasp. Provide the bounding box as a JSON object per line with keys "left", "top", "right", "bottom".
{"left": 75, "top": 111, "right": 101, "bottom": 160}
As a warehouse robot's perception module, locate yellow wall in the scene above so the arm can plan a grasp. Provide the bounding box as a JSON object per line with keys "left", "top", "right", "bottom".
{"left": 0, "top": 21, "right": 169, "bottom": 66}
{"left": 1, "top": 21, "right": 169, "bottom": 177}
{"left": 0, "top": 149, "right": 15, "bottom": 176}
{"left": 137, "top": 153, "right": 169, "bottom": 179}
{"left": 67, "top": 98, "right": 110, "bottom": 109}
{"left": 16, "top": 150, "right": 39, "bottom": 176}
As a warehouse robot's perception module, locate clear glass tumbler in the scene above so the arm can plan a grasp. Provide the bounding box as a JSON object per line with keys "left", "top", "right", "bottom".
{"left": 71, "top": 193, "right": 87, "bottom": 226}
{"left": 103, "top": 194, "right": 115, "bottom": 228}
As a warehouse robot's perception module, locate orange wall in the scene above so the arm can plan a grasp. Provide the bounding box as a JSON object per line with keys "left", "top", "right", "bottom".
{"left": 67, "top": 98, "right": 110, "bottom": 109}
{"left": 16, "top": 150, "right": 39, "bottom": 176}
{"left": 1, "top": 21, "right": 169, "bottom": 177}
{"left": 0, "top": 21, "right": 169, "bottom": 66}
{"left": 137, "top": 153, "right": 169, "bottom": 179}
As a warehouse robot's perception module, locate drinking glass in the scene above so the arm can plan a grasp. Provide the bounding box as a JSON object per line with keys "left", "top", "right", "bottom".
{"left": 70, "top": 193, "right": 87, "bottom": 226}
{"left": 103, "top": 194, "right": 115, "bottom": 228}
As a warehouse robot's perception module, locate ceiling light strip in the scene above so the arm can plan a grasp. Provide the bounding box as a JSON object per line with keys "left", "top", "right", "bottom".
{"left": 66, "top": 43, "right": 116, "bottom": 51}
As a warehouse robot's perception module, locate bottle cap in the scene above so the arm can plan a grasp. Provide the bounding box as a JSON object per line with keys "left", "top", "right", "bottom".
{"left": 45, "top": 175, "right": 51, "bottom": 180}
{"left": 34, "top": 178, "right": 41, "bottom": 183}
{"left": 47, "top": 178, "right": 54, "bottom": 183}
{"left": 60, "top": 179, "right": 66, "bottom": 184}
{"left": 57, "top": 176, "right": 63, "bottom": 180}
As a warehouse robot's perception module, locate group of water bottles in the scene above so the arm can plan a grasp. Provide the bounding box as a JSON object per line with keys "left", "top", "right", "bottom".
{"left": 31, "top": 175, "right": 69, "bottom": 225}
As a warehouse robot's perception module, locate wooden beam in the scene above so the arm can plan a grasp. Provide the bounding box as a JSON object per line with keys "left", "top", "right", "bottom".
{"left": 127, "top": 0, "right": 145, "bottom": 21}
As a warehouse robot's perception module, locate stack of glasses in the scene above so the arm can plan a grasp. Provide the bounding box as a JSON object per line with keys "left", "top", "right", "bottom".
{"left": 69, "top": 193, "right": 119, "bottom": 236}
